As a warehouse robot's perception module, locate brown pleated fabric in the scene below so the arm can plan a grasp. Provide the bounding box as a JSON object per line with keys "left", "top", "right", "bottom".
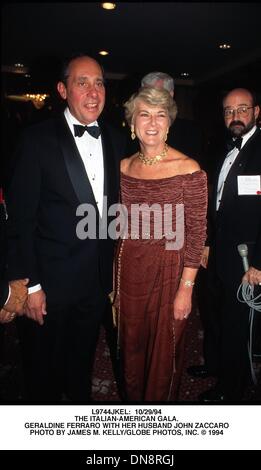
{"left": 117, "top": 170, "right": 207, "bottom": 401}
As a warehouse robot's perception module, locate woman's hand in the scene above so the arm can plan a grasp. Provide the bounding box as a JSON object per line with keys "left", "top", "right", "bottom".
{"left": 4, "top": 278, "right": 29, "bottom": 314}
{"left": 173, "top": 287, "right": 192, "bottom": 321}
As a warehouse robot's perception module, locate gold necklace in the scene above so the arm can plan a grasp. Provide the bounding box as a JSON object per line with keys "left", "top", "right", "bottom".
{"left": 138, "top": 144, "right": 168, "bottom": 165}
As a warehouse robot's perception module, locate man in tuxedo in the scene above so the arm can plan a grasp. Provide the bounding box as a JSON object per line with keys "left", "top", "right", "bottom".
{"left": 193, "top": 88, "right": 261, "bottom": 401}
{"left": 6, "top": 54, "right": 126, "bottom": 403}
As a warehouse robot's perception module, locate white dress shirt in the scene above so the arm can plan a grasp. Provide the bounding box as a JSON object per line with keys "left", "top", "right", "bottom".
{"left": 216, "top": 125, "right": 257, "bottom": 210}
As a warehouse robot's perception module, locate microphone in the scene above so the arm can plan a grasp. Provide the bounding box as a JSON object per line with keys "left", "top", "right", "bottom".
{"left": 237, "top": 244, "right": 249, "bottom": 273}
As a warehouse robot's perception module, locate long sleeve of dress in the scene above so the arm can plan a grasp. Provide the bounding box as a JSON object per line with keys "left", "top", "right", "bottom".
{"left": 183, "top": 170, "right": 208, "bottom": 268}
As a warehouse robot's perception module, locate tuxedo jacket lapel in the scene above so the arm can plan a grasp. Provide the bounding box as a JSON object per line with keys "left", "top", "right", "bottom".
{"left": 56, "top": 116, "right": 119, "bottom": 223}
{"left": 219, "top": 128, "right": 260, "bottom": 212}
{"left": 56, "top": 115, "right": 97, "bottom": 206}
{"left": 210, "top": 154, "right": 225, "bottom": 219}
{"left": 99, "top": 122, "right": 119, "bottom": 209}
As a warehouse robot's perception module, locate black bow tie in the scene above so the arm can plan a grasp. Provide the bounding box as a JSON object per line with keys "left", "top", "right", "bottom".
{"left": 73, "top": 124, "right": 101, "bottom": 139}
{"left": 226, "top": 136, "right": 243, "bottom": 152}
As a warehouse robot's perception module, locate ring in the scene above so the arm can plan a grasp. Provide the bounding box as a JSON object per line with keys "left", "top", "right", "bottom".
{"left": 9, "top": 312, "right": 16, "bottom": 320}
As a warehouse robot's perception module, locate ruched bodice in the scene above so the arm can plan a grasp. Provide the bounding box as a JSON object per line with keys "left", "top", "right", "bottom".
{"left": 120, "top": 170, "right": 207, "bottom": 265}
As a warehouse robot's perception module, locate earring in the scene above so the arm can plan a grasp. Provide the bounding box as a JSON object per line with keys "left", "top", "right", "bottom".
{"left": 165, "top": 129, "right": 169, "bottom": 142}
{"left": 131, "top": 125, "right": 136, "bottom": 140}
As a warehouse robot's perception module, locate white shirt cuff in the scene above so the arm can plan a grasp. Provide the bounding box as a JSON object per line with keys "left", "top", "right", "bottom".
{"left": 4, "top": 286, "right": 11, "bottom": 305}
{"left": 28, "top": 284, "right": 42, "bottom": 294}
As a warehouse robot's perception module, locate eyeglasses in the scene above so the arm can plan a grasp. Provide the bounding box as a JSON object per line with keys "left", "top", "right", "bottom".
{"left": 223, "top": 106, "right": 254, "bottom": 118}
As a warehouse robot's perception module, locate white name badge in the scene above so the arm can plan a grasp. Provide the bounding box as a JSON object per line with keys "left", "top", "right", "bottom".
{"left": 237, "top": 175, "right": 261, "bottom": 195}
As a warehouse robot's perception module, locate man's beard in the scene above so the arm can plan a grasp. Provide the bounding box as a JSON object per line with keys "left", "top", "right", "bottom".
{"left": 228, "top": 116, "right": 255, "bottom": 137}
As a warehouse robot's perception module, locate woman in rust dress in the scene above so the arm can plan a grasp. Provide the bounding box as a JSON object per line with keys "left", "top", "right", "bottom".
{"left": 114, "top": 86, "right": 207, "bottom": 401}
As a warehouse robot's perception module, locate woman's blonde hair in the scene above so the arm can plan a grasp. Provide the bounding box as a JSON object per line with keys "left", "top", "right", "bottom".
{"left": 124, "top": 86, "right": 177, "bottom": 126}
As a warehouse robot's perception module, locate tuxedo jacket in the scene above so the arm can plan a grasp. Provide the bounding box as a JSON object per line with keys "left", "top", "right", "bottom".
{"left": 0, "top": 280, "right": 8, "bottom": 309}
{"left": 0, "top": 197, "right": 8, "bottom": 309}
{"left": 208, "top": 127, "right": 261, "bottom": 286}
{"left": 6, "top": 114, "right": 126, "bottom": 304}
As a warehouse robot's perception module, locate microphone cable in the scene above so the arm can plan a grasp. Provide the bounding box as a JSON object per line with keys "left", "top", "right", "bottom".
{"left": 237, "top": 282, "right": 261, "bottom": 384}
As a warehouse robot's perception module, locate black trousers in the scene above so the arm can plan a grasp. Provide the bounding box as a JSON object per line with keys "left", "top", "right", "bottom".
{"left": 198, "top": 263, "right": 252, "bottom": 399}
{"left": 0, "top": 324, "right": 5, "bottom": 365}
{"left": 17, "top": 284, "right": 108, "bottom": 404}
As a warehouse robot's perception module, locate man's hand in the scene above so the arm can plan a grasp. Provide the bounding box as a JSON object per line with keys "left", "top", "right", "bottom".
{"left": 4, "top": 278, "right": 29, "bottom": 315}
{"left": 24, "top": 289, "right": 47, "bottom": 326}
{"left": 0, "top": 308, "right": 16, "bottom": 323}
{"left": 242, "top": 267, "right": 261, "bottom": 286}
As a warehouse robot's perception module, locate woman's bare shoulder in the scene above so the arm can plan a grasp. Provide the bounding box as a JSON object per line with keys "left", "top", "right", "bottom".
{"left": 120, "top": 154, "right": 136, "bottom": 172}
{"left": 183, "top": 157, "right": 201, "bottom": 173}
